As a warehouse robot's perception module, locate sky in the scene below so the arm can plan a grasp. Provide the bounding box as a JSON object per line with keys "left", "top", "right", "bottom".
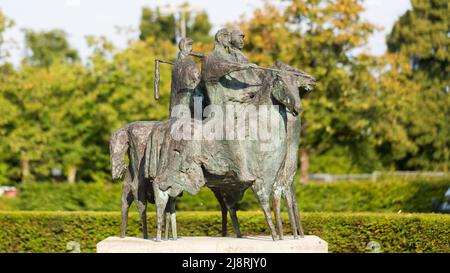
{"left": 0, "top": 0, "right": 411, "bottom": 66}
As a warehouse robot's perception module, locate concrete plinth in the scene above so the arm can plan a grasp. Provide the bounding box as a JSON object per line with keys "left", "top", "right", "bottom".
{"left": 96, "top": 235, "right": 328, "bottom": 253}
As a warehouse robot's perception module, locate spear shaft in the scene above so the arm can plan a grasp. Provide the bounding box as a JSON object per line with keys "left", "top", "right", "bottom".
{"left": 154, "top": 55, "right": 200, "bottom": 100}
{"left": 154, "top": 59, "right": 175, "bottom": 100}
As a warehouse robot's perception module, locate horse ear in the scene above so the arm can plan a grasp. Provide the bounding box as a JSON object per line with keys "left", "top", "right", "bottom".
{"left": 274, "top": 60, "right": 286, "bottom": 69}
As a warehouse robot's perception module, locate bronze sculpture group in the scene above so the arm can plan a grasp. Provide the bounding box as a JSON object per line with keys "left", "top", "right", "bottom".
{"left": 110, "top": 28, "right": 316, "bottom": 242}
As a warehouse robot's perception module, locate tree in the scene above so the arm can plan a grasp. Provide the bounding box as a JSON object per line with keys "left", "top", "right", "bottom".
{"left": 45, "top": 61, "right": 87, "bottom": 184}
{"left": 351, "top": 53, "right": 421, "bottom": 170}
{"left": 386, "top": 0, "right": 450, "bottom": 172}
{"left": 2, "top": 61, "right": 89, "bottom": 184}
{"left": 187, "top": 10, "right": 213, "bottom": 43}
{"left": 0, "top": 10, "right": 16, "bottom": 184}
{"left": 1, "top": 65, "right": 55, "bottom": 182}
{"left": 0, "top": 64, "right": 20, "bottom": 184}
{"left": 139, "top": 7, "right": 177, "bottom": 43}
{"left": 239, "top": 0, "right": 376, "bottom": 181}
{"left": 0, "top": 9, "right": 14, "bottom": 60}
{"left": 23, "top": 29, "right": 79, "bottom": 67}
{"left": 77, "top": 36, "right": 176, "bottom": 182}
{"left": 387, "top": 0, "right": 449, "bottom": 83}
{"left": 139, "top": 4, "right": 213, "bottom": 44}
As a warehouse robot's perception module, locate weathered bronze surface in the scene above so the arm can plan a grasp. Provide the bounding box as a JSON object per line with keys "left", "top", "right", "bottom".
{"left": 110, "top": 28, "right": 316, "bottom": 242}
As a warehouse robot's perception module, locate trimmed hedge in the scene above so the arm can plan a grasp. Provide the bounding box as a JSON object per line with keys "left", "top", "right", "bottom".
{"left": 295, "top": 178, "right": 450, "bottom": 212}
{"left": 0, "top": 182, "right": 121, "bottom": 211}
{"left": 1, "top": 177, "right": 449, "bottom": 212}
{"left": 0, "top": 211, "right": 448, "bottom": 253}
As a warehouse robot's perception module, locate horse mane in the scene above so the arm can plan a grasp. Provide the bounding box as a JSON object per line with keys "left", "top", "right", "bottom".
{"left": 252, "top": 70, "right": 277, "bottom": 107}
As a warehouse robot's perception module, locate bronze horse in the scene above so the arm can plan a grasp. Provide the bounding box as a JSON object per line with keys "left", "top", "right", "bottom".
{"left": 153, "top": 61, "right": 315, "bottom": 241}
{"left": 109, "top": 62, "right": 315, "bottom": 241}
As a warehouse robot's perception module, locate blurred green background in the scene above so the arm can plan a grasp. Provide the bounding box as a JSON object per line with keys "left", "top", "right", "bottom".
{"left": 0, "top": 0, "right": 448, "bottom": 186}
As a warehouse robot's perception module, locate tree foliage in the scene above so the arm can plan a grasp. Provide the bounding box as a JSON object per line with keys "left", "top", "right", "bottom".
{"left": 238, "top": 0, "right": 449, "bottom": 175}
{"left": 0, "top": 9, "right": 14, "bottom": 60}
{"left": 387, "top": 0, "right": 449, "bottom": 80}
{"left": 139, "top": 7, "right": 177, "bottom": 43}
{"left": 0, "top": 7, "right": 176, "bottom": 183}
{"left": 240, "top": 0, "right": 380, "bottom": 173}
{"left": 23, "top": 29, "right": 79, "bottom": 67}
{"left": 386, "top": 0, "right": 450, "bottom": 171}
{"left": 139, "top": 3, "right": 213, "bottom": 44}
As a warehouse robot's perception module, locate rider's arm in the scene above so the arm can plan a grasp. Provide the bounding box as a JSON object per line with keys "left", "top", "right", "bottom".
{"left": 202, "top": 56, "right": 254, "bottom": 82}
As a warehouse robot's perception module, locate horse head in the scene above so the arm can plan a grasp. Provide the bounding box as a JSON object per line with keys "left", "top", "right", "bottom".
{"left": 270, "top": 60, "right": 316, "bottom": 116}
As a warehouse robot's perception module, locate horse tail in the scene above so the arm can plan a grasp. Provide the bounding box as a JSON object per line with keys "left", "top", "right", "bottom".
{"left": 110, "top": 126, "right": 129, "bottom": 180}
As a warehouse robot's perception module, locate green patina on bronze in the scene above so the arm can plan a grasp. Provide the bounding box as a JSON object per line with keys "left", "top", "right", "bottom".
{"left": 110, "top": 28, "right": 316, "bottom": 242}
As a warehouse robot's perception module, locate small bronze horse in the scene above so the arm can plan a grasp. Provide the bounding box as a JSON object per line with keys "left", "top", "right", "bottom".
{"left": 109, "top": 121, "right": 177, "bottom": 240}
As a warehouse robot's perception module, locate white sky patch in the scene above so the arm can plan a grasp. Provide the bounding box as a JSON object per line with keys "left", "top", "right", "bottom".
{"left": 65, "top": 0, "right": 81, "bottom": 7}
{"left": 360, "top": 0, "right": 412, "bottom": 55}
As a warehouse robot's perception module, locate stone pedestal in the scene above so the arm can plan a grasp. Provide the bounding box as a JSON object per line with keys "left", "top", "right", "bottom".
{"left": 96, "top": 235, "right": 328, "bottom": 253}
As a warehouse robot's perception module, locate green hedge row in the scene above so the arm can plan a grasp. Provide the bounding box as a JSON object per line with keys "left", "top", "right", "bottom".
{"left": 1, "top": 177, "right": 448, "bottom": 212}
{"left": 0, "top": 211, "right": 448, "bottom": 253}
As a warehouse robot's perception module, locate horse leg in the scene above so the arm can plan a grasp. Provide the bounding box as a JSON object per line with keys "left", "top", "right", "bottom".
{"left": 262, "top": 201, "right": 278, "bottom": 241}
{"left": 220, "top": 202, "right": 228, "bottom": 237}
{"left": 121, "top": 194, "right": 133, "bottom": 238}
{"left": 289, "top": 183, "right": 304, "bottom": 237}
{"left": 272, "top": 189, "right": 284, "bottom": 240}
{"left": 169, "top": 197, "right": 177, "bottom": 240}
{"left": 137, "top": 174, "right": 150, "bottom": 239}
{"left": 121, "top": 172, "right": 133, "bottom": 238}
{"left": 164, "top": 210, "right": 170, "bottom": 241}
{"left": 137, "top": 202, "right": 148, "bottom": 239}
{"left": 252, "top": 184, "right": 278, "bottom": 241}
{"left": 284, "top": 189, "right": 299, "bottom": 239}
{"left": 292, "top": 195, "right": 305, "bottom": 237}
{"left": 164, "top": 197, "right": 176, "bottom": 240}
{"left": 136, "top": 198, "right": 148, "bottom": 239}
{"left": 213, "top": 190, "right": 228, "bottom": 237}
{"left": 153, "top": 182, "right": 169, "bottom": 242}
{"left": 163, "top": 195, "right": 170, "bottom": 241}
{"left": 227, "top": 204, "right": 242, "bottom": 238}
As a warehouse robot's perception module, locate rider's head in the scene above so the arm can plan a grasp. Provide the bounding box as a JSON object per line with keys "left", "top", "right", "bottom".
{"left": 214, "top": 28, "right": 231, "bottom": 49}
{"left": 230, "top": 29, "right": 245, "bottom": 50}
{"left": 179, "top": 37, "right": 194, "bottom": 54}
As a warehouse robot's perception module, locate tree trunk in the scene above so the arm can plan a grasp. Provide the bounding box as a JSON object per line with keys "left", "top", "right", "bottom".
{"left": 68, "top": 166, "right": 77, "bottom": 184}
{"left": 300, "top": 148, "right": 310, "bottom": 184}
{"left": 21, "top": 157, "right": 30, "bottom": 183}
